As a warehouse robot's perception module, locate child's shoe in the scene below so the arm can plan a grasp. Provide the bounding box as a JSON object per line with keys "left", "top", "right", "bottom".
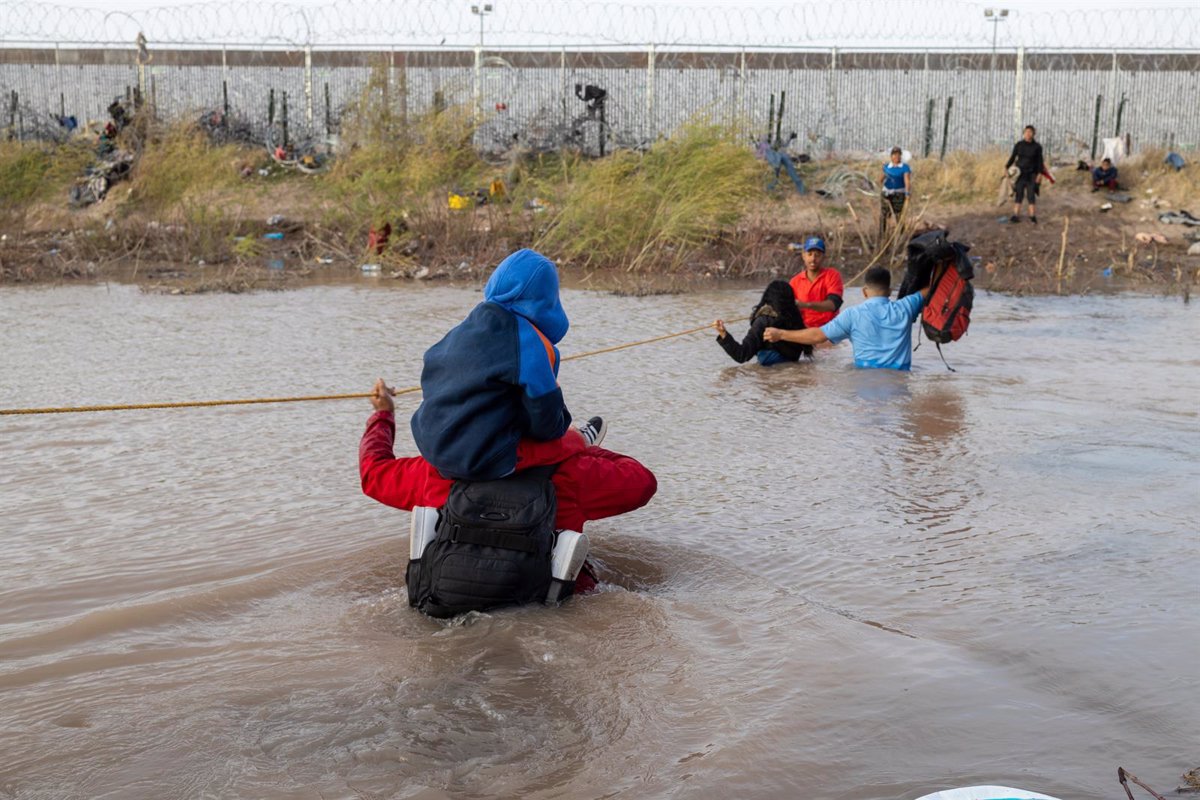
{"left": 578, "top": 416, "right": 607, "bottom": 447}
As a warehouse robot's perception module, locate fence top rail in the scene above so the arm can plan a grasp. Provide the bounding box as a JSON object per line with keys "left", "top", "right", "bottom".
{"left": 1, "top": 1, "right": 1199, "bottom": 51}
{"left": 3, "top": 42, "right": 1200, "bottom": 55}
{"left": 1, "top": 44, "right": 1198, "bottom": 66}
{"left": 3, "top": 41, "right": 1200, "bottom": 57}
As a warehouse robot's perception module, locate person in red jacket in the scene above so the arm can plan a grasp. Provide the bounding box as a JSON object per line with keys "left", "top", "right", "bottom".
{"left": 360, "top": 379, "right": 657, "bottom": 592}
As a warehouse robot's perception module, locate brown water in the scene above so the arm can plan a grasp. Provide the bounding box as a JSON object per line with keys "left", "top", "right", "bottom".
{"left": 1, "top": 281, "right": 1197, "bottom": 800}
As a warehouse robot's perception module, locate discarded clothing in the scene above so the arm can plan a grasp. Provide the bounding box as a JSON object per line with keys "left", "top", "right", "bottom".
{"left": 1158, "top": 211, "right": 1200, "bottom": 227}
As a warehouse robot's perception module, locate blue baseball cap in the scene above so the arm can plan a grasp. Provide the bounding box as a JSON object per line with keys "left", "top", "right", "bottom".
{"left": 803, "top": 236, "right": 826, "bottom": 252}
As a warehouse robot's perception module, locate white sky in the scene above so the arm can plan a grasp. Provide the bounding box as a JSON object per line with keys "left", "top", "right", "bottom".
{"left": 3, "top": 0, "right": 1198, "bottom": 49}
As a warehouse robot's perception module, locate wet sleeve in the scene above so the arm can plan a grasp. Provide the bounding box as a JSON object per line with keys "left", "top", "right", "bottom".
{"left": 903, "top": 292, "right": 924, "bottom": 324}
{"left": 821, "top": 306, "right": 853, "bottom": 344}
{"left": 359, "top": 410, "right": 452, "bottom": 511}
{"left": 717, "top": 319, "right": 767, "bottom": 363}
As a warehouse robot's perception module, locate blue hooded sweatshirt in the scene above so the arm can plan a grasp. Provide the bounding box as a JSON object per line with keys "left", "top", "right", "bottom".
{"left": 410, "top": 249, "right": 572, "bottom": 481}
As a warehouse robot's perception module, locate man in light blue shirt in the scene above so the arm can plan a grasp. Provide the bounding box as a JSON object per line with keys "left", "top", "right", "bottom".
{"left": 764, "top": 266, "right": 932, "bottom": 371}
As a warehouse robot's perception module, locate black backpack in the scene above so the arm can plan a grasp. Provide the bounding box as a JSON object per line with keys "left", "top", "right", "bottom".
{"left": 898, "top": 229, "right": 959, "bottom": 299}
{"left": 406, "top": 466, "right": 557, "bottom": 619}
{"left": 897, "top": 229, "right": 976, "bottom": 369}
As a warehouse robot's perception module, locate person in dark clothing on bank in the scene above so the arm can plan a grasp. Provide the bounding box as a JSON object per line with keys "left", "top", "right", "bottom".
{"left": 1092, "top": 158, "right": 1118, "bottom": 191}
{"left": 1005, "top": 125, "right": 1044, "bottom": 224}
{"left": 713, "top": 280, "right": 810, "bottom": 366}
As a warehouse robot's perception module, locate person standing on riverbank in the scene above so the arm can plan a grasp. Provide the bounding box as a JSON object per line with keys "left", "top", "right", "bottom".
{"left": 765, "top": 266, "right": 932, "bottom": 371}
{"left": 788, "top": 237, "right": 843, "bottom": 328}
{"left": 879, "top": 146, "right": 911, "bottom": 241}
{"left": 1005, "top": 125, "right": 1044, "bottom": 224}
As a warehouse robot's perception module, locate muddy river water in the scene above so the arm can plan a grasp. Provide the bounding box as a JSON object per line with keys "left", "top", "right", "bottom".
{"left": 1, "top": 281, "right": 1197, "bottom": 800}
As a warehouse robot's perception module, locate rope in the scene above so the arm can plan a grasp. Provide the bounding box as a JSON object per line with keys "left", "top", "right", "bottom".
{"left": 0, "top": 317, "right": 746, "bottom": 416}
{"left": 563, "top": 319, "right": 742, "bottom": 362}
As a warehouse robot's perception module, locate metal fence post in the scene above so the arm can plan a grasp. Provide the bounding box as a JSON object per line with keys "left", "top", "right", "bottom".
{"left": 559, "top": 47, "right": 567, "bottom": 133}
{"left": 396, "top": 50, "right": 408, "bottom": 128}
{"left": 1107, "top": 51, "right": 1119, "bottom": 132}
{"left": 54, "top": 42, "right": 63, "bottom": 116}
{"left": 828, "top": 46, "right": 838, "bottom": 156}
{"left": 737, "top": 48, "right": 746, "bottom": 139}
{"left": 646, "top": 42, "right": 656, "bottom": 144}
{"left": 921, "top": 50, "right": 931, "bottom": 152}
{"left": 1013, "top": 46, "right": 1024, "bottom": 142}
{"left": 304, "top": 45, "right": 314, "bottom": 132}
{"left": 473, "top": 45, "right": 483, "bottom": 118}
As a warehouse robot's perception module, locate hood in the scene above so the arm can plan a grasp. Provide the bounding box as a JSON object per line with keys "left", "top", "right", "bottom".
{"left": 483, "top": 248, "right": 569, "bottom": 343}
{"left": 753, "top": 280, "right": 805, "bottom": 329}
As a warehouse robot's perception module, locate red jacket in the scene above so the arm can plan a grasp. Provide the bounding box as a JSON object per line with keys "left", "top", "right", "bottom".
{"left": 360, "top": 411, "right": 657, "bottom": 533}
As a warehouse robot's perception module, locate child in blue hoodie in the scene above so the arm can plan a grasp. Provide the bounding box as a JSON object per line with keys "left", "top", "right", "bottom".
{"left": 411, "top": 248, "right": 603, "bottom": 481}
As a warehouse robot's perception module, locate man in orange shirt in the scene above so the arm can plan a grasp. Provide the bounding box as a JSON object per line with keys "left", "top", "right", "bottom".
{"left": 788, "top": 237, "right": 843, "bottom": 328}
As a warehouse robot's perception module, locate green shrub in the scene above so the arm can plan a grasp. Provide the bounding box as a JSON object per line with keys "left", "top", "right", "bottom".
{"left": 0, "top": 139, "right": 93, "bottom": 224}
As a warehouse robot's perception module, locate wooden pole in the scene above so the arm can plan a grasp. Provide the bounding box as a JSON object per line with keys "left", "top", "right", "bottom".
{"left": 1056, "top": 216, "right": 1070, "bottom": 294}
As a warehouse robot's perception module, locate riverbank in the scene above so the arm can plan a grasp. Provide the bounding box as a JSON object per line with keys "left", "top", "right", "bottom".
{"left": 1, "top": 115, "right": 1196, "bottom": 296}
{"left": 5, "top": 195, "right": 1195, "bottom": 298}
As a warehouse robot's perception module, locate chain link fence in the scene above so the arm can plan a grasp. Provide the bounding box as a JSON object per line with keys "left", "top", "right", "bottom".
{"left": 2, "top": 1, "right": 1198, "bottom": 158}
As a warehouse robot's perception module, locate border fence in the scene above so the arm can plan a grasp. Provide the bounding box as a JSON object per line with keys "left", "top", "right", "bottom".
{"left": 2, "top": 1, "right": 1199, "bottom": 159}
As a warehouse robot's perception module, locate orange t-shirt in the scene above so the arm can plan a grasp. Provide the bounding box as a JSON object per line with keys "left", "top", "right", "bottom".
{"left": 789, "top": 268, "right": 844, "bottom": 328}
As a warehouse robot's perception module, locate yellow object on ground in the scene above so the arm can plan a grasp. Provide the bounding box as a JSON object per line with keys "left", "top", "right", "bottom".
{"left": 448, "top": 192, "right": 471, "bottom": 210}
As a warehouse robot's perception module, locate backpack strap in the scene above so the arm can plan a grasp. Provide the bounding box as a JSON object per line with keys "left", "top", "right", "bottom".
{"left": 529, "top": 323, "right": 557, "bottom": 372}
{"left": 517, "top": 463, "right": 558, "bottom": 482}
{"left": 934, "top": 341, "right": 957, "bottom": 372}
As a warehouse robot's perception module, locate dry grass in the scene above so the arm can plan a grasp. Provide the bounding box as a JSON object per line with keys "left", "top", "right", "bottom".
{"left": 1109, "top": 148, "right": 1199, "bottom": 209}
{"left": 910, "top": 149, "right": 1011, "bottom": 204}
{"left": 537, "top": 120, "right": 761, "bottom": 271}
{"left": 125, "top": 123, "right": 258, "bottom": 213}
{"left": 0, "top": 139, "right": 94, "bottom": 229}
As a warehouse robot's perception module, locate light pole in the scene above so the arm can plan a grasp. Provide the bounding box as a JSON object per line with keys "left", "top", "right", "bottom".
{"left": 984, "top": 7, "right": 1008, "bottom": 147}
{"left": 471, "top": 4, "right": 493, "bottom": 50}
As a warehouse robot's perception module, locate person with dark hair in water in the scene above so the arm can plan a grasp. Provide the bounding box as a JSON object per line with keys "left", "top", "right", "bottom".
{"left": 764, "top": 266, "right": 933, "bottom": 371}
{"left": 713, "top": 280, "right": 810, "bottom": 365}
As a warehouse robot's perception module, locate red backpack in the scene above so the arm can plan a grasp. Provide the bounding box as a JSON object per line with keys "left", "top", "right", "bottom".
{"left": 897, "top": 230, "right": 975, "bottom": 369}
{"left": 922, "top": 260, "right": 974, "bottom": 344}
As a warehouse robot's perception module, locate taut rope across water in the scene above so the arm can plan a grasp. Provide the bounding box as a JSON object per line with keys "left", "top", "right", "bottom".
{"left": 0, "top": 319, "right": 745, "bottom": 416}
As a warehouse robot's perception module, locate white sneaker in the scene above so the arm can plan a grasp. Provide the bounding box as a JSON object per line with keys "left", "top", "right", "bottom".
{"left": 546, "top": 530, "right": 589, "bottom": 604}
{"left": 409, "top": 506, "right": 439, "bottom": 561}
{"left": 578, "top": 416, "right": 607, "bottom": 448}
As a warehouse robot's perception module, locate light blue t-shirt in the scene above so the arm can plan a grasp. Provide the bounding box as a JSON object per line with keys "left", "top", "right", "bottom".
{"left": 820, "top": 294, "right": 923, "bottom": 370}
{"left": 883, "top": 161, "right": 911, "bottom": 192}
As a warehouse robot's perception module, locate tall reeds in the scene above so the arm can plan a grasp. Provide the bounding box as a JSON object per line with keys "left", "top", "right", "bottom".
{"left": 537, "top": 120, "right": 760, "bottom": 271}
